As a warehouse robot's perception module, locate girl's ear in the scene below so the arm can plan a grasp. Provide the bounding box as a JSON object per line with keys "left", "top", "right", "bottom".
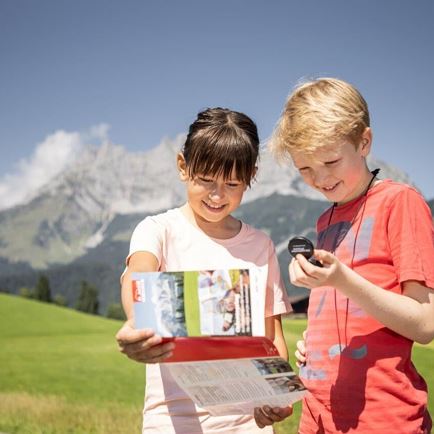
{"left": 252, "top": 166, "right": 258, "bottom": 183}
{"left": 360, "top": 127, "right": 372, "bottom": 157}
{"left": 245, "top": 166, "right": 258, "bottom": 191}
{"left": 177, "top": 153, "right": 189, "bottom": 181}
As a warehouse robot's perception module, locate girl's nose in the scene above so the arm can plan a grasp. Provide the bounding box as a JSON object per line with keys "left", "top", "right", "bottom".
{"left": 208, "top": 182, "right": 224, "bottom": 199}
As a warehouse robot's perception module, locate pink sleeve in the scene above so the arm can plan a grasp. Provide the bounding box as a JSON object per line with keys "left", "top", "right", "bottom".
{"left": 126, "top": 216, "right": 164, "bottom": 267}
{"left": 387, "top": 187, "right": 434, "bottom": 290}
{"left": 265, "top": 240, "right": 293, "bottom": 317}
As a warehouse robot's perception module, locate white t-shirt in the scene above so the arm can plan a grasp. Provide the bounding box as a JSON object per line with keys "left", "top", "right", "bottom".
{"left": 127, "top": 207, "right": 292, "bottom": 434}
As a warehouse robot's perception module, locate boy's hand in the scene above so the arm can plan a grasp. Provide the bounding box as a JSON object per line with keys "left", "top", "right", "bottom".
{"left": 295, "top": 329, "right": 307, "bottom": 367}
{"left": 254, "top": 405, "right": 293, "bottom": 428}
{"left": 289, "top": 249, "right": 343, "bottom": 289}
{"left": 116, "top": 321, "right": 175, "bottom": 363}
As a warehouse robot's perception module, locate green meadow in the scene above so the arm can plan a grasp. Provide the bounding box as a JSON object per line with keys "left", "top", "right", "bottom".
{"left": 1, "top": 293, "right": 433, "bottom": 434}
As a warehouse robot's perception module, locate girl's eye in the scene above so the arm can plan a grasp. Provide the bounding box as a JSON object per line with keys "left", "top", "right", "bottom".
{"left": 198, "top": 177, "right": 213, "bottom": 183}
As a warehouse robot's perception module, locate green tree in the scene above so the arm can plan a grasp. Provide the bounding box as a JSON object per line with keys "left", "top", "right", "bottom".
{"left": 53, "top": 294, "right": 67, "bottom": 307}
{"left": 34, "top": 275, "right": 52, "bottom": 302}
{"left": 18, "top": 286, "right": 34, "bottom": 299}
{"left": 106, "top": 303, "right": 126, "bottom": 320}
{"left": 76, "top": 281, "right": 99, "bottom": 314}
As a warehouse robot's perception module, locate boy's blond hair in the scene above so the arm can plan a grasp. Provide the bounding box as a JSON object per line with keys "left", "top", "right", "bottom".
{"left": 270, "top": 78, "right": 370, "bottom": 160}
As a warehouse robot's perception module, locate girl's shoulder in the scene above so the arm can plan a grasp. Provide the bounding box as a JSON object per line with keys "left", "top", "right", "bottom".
{"left": 133, "top": 207, "right": 184, "bottom": 235}
{"left": 237, "top": 220, "right": 275, "bottom": 247}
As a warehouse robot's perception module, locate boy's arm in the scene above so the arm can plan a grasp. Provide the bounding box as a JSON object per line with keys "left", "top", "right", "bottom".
{"left": 291, "top": 252, "right": 434, "bottom": 344}
{"left": 116, "top": 251, "right": 175, "bottom": 363}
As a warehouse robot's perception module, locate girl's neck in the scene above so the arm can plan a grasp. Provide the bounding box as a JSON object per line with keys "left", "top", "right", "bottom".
{"left": 180, "top": 203, "right": 242, "bottom": 239}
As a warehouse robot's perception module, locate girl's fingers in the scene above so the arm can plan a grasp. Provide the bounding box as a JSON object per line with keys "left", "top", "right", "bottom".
{"left": 254, "top": 407, "right": 273, "bottom": 428}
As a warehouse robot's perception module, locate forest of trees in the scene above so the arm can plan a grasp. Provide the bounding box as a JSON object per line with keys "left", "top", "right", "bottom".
{"left": 15, "top": 274, "right": 125, "bottom": 320}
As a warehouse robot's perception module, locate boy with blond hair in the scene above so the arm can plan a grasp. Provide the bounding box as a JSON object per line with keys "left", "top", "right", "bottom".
{"left": 255, "top": 78, "right": 434, "bottom": 433}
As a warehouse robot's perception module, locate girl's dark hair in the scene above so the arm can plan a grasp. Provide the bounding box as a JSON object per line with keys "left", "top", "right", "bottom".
{"left": 182, "top": 107, "right": 259, "bottom": 186}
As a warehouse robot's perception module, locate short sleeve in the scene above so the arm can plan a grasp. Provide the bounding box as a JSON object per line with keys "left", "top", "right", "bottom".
{"left": 265, "top": 240, "right": 293, "bottom": 317}
{"left": 126, "top": 216, "right": 165, "bottom": 267}
{"left": 387, "top": 187, "right": 434, "bottom": 289}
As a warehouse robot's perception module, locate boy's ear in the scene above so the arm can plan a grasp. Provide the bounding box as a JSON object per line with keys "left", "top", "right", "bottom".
{"left": 360, "top": 128, "right": 372, "bottom": 157}
{"left": 177, "top": 153, "right": 189, "bottom": 181}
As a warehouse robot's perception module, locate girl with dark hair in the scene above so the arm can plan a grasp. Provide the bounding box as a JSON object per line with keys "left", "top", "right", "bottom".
{"left": 116, "top": 107, "right": 292, "bottom": 433}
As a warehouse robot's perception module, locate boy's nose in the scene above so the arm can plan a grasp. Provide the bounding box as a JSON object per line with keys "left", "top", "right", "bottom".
{"left": 313, "top": 169, "right": 331, "bottom": 186}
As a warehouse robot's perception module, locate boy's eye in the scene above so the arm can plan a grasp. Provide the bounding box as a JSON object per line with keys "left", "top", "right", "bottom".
{"left": 325, "top": 159, "right": 340, "bottom": 166}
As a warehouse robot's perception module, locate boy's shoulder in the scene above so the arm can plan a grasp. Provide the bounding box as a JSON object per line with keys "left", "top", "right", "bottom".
{"left": 377, "top": 179, "right": 420, "bottom": 194}
{"left": 317, "top": 180, "right": 428, "bottom": 224}
{"left": 372, "top": 179, "right": 428, "bottom": 205}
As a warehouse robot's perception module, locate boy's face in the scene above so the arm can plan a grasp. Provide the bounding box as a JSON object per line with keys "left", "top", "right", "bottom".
{"left": 290, "top": 131, "right": 372, "bottom": 205}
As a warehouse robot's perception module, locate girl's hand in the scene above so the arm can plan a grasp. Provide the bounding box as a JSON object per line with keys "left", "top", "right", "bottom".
{"left": 116, "top": 321, "right": 175, "bottom": 363}
{"left": 289, "top": 249, "right": 344, "bottom": 289}
{"left": 254, "top": 405, "right": 293, "bottom": 428}
{"left": 295, "top": 329, "right": 307, "bottom": 367}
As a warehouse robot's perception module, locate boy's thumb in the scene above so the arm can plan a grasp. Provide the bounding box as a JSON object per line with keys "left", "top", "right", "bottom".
{"left": 314, "top": 249, "right": 334, "bottom": 264}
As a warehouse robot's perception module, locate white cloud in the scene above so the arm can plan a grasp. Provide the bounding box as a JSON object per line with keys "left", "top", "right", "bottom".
{"left": 0, "top": 124, "right": 111, "bottom": 211}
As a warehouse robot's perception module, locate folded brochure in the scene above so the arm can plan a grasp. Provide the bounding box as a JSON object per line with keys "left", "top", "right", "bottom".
{"left": 132, "top": 269, "right": 306, "bottom": 415}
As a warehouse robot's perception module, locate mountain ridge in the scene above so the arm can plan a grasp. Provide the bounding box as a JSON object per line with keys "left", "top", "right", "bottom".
{"left": 0, "top": 140, "right": 414, "bottom": 269}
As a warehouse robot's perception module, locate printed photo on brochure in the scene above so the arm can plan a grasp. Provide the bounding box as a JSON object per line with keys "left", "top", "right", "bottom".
{"left": 132, "top": 268, "right": 265, "bottom": 337}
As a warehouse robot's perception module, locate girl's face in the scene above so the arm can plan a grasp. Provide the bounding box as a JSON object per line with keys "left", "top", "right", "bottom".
{"left": 177, "top": 154, "right": 247, "bottom": 226}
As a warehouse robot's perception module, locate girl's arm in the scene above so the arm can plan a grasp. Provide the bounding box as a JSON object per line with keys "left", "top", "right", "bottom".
{"left": 265, "top": 315, "right": 288, "bottom": 360}
{"left": 116, "top": 251, "right": 175, "bottom": 363}
{"left": 291, "top": 251, "right": 434, "bottom": 344}
{"left": 255, "top": 315, "right": 292, "bottom": 429}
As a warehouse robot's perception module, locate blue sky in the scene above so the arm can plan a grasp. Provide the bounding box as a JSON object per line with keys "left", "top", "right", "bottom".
{"left": 1, "top": 0, "right": 433, "bottom": 203}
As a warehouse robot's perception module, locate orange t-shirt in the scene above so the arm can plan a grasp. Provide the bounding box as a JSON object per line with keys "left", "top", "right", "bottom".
{"left": 300, "top": 180, "right": 434, "bottom": 434}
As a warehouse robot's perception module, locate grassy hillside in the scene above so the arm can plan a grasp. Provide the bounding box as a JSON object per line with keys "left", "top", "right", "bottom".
{"left": 1, "top": 294, "right": 433, "bottom": 433}
{"left": 0, "top": 294, "right": 144, "bottom": 433}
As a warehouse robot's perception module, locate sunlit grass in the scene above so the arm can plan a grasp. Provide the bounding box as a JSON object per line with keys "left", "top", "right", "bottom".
{"left": 1, "top": 294, "right": 432, "bottom": 434}
{"left": 0, "top": 392, "right": 141, "bottom": 434}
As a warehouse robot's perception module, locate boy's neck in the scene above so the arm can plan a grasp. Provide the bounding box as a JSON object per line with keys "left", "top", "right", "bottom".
{"left": 336, "top": 169, "right": 379, "bottom": 206}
